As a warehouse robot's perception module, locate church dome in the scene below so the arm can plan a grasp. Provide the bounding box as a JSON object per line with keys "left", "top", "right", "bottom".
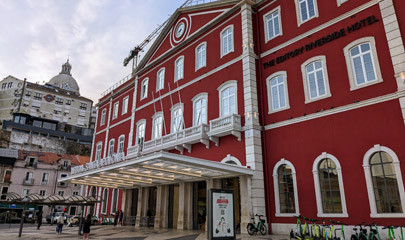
{"left": 48, "top": 59, "right": 80, "bottom": 95}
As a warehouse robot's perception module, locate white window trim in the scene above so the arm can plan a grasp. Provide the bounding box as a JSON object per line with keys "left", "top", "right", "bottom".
{"left": 294, "top": 0, "right": 319, "bottom": 26}
{"left": 100, "top": 109, "right": 106, "bottom": 126}
{"left": 122, "top": 96, "right": 129, "bottom": 115}
{"left": 118, "top": 135, "right": 125, "bottom": 153}
{"left": 220, "top": 25, "right": 234, "bottom": 58}
{"left": 171, "top": 103, "right": 184, "bottom": 133}
{"left": 220, "top": 154, "right": 242, "bottom": 166}
{"left": 217, "top": 80, "right": 238, "bottom": 117}
{"left": 95, "top": 142, "right": 103, "bottom": 160}
{"left": 195, "top": 42, "right": 207, "bottom": 71}
{"left": 337, "top": 0, "right": 348, "bottom": 7}
{"left": 266, "top": 71, "right": 290, "bottom": 114}
{"left": 312, "top": 152, "right": 348, "bottom": 218}
{"left": 174, "top": 56, "right": 184, "bottom": 82}
{"left": 141, "top": 78, "right": 149, "bottom": 100}
{"left": 111, "top": 189, "right": 118, "bottom": 213}
{"left": 363, "top": 145, "right": 405, "bottom": 218}
{"left": 136, "top": 119, "right": 146, "bottom": 145}
{"left": 39, "top": 189, "right": 46, "bottom": 196}
{"left": 343, "top": 37, "right": 382, "bottom": 91}
{"left": 192, "top": 92, "right": 208, "bottom": 126}
{"left": 156, "top": 68, "right": 165, "bottom": 91}
{"left": 273, "top": 159, "right": 300, "bottom": 217}
{"left": 113, "top": 102, "right": 119, "bottom": 119}
{"left": 151, "top": 112, "right": 164, "bottom": 140}
{"left": 108, "top": 139, "right": 115, "bottom": 156}
{"left": 264, "top": 6, "right": 283, "bottom": 43}
{"left": 301, "top": 55, "right": 332, "bottom": 103}
{"left": 101, "top": 188, "right": 108, "bottom": 214}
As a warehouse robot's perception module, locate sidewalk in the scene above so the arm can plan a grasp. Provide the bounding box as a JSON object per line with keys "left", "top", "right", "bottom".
{"left": 0, "top": 224, "right": 290, "bottom": 240}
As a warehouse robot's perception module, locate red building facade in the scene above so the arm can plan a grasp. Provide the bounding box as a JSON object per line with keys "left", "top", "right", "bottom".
{"left": 62, "top": 0, "right": 405, "bottom": 236}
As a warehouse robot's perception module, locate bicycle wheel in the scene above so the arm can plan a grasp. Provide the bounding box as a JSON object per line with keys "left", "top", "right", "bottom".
{"left": 260, "top": 224, "right": 267, "bottom": 235}
{"left": 247, "top": 223, "right": 255, "bottom": 236}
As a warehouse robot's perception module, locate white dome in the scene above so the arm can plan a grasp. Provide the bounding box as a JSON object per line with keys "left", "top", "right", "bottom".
{"left": 48, "top": 60, "right": 80, "bottom": 95}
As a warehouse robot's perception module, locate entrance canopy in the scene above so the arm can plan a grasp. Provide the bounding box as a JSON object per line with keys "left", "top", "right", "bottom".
{"left": 59, "top": 152, "right": 253, "bottom": 189}
{"left": 0, "top": 193, "right": 98, "bottom": 206}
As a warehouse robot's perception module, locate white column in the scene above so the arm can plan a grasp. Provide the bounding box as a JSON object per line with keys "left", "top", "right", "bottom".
{"left": 240, "top": 2, "right": 267, "bottom": 223}
{"left": 154, "top": 185, "right": 169, "bottom": 228}
{"left": 379, "top": 0, "right": 405, "bottom": 125}
{"left": 135, "top": 187, "right": 144, "bottom": 228}
{"left": 177, "top": 182, "right": 192, "bottom": 229}
{"left": 239, "top": 175, "right": 252, "bottom": 234}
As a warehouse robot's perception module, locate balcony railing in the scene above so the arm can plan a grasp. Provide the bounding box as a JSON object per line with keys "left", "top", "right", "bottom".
{"left": 127, "top": 124, "right": 210, "bottom": 156}
{"left": 208, "top": 114, "right": 243, "bottom": 146}
{"left": 23, "top": 178, "right": 34, "bottom": 185}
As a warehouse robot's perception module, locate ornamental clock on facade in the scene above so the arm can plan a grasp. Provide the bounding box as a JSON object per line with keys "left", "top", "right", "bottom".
{"left": 175, "top": 22, "right": 185, "bottom": 38}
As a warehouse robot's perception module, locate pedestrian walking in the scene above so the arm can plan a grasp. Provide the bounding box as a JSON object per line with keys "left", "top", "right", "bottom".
{"left": 83, "top": 214, "right": 91, "bottom": 240}
{"left": 37, "top": 211, "right": 43, "bottom": 230}
{"left": 56, "top": 213, "right": 64, "bottom": 234}
{"left": 119, "top": 210, "right": 124, "bottom": 226}
{"left": 114, "top": 211, "right": 119, "bottom": 226}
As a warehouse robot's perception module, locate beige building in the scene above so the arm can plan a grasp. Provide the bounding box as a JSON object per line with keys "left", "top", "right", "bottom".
{"left": 0, "top": 60, "right": 93, "bottom": 128}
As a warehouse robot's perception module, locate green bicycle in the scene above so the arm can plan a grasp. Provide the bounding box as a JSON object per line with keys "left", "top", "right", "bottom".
{"left": 329, "top": 219, "right": 347, "bottom": 240}
{"left": 247, "top": 214, "right": 267, "bottom": 235}
{"left": 290, "top": 215, "right": 311, "bottom": 240}
{"left": 383, "top": 225, "right": 404, "bottom": 240}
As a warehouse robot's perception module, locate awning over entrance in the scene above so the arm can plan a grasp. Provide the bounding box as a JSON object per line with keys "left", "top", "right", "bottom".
{"left": 59, "top": 152, "right": 253, "bottom": 189}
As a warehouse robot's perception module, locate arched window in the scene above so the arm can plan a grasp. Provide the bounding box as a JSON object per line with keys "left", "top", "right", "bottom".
{"left": 192, "top": 93, "right": 208, "bottom": 125}
{"left": 221, "top": 25, "right": 234, "bottom": 57}
{"left": 108, "top": 139, "right": 115, "bottom": 157}
{"left": 363, "top": 145, "right": 405, "bottom": 217}
{"left": 101, "top": 189, "right": 108, "bottom": 214}
{"left": 171, "top": 104, "right": 184, "bottom": 133}
{"left": 141, "top": 78, "right": 148, "bottom": 99}
{"left": 273, "top": 159, "right": 299, "bottom": 216}
{"left": 118, "top": 135, "right": 125, "bottom": 153}
{"left": 100, "top": 109, "right": 106, "bottom": 126}
{"left": 175, "top": 56, "right": 184, "bottom": 81}
{"left": 301, "top": 56, "right": 331, "bottom": 103}
{"left": 196, "top": 42, "right": 207, "bottom": 70}
{"left": 136, "top": 120, "right": 146, "bottom": 145}
{"left": 111, "top": 189, "right": 118, "bottom": 213}
{"left": 313, "top": 153, "right": 348, "bottom": 217}
{"left": 152, "top": 112, "right": 164, "bottom": 139}
{"left": 95, "top": 142, "right": 102, "bottom": 160}
{"left": 267, "top": 71, "right": 289, "bottom": 113}
{"left": 218, "top": 81, "right": 237, "bottom": 117}
{"left": 156, "top": 68, "right": 165, "bottom": 91}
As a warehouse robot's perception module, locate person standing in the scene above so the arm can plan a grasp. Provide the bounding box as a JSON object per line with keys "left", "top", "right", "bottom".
{"left": 147, "top": 208, "right": 152, "bottom": 228}
{"left": 37, "top": 211, "right": 43, "bottom": 230}
{"left": 114, "top": 211, "right": 119, "bottom": 226}
{"left": 56, "top": 213, "right": 64, "bottom": 234}
{"left": 119, "top": 210, "right": 124, "bottom": 226}
{"left": 83, "top": 214, "right": 91, "bottom": 240}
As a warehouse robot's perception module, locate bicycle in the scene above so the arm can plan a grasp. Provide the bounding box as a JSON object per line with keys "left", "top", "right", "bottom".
{"left": 247, "top": 214, "right": 267, "bottom": 235}
{"left": 329, "top": 219, "right": 347, "bottom": 240}
{"left": 290, "top": 215, "right": 311, "bottom": 240}
{"left": 351, "top": 223, "right": 368, "bottom": 240}
{"left": 383, "top": 226, "right": 398, "bottom": 240}
{"left": 365, "top": 223, "right": 381, "bottom": 240}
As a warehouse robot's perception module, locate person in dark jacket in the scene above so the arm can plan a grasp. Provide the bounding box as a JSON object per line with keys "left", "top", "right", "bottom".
{"left": 83, "top": 214, "right": 91, "bottom": 240}
{"left": 37, "top": 211, "right": 43, "bottom": 230}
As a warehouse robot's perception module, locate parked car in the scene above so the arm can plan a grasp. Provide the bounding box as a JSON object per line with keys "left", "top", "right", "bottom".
{"left": 68, "top": 215, "right": 80, "bottom": 226}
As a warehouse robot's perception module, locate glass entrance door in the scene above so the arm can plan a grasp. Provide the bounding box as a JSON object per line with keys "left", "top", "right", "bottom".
{"left": 222, "top": 178, "right": 241, "bottom": 232}
{"left": 193, "top": 181, "right": 206, "bottom": 230}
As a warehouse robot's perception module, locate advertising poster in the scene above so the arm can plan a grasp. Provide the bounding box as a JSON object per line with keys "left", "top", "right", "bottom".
{"left": 210, "top": 190, "right": 235, "bottom": 239}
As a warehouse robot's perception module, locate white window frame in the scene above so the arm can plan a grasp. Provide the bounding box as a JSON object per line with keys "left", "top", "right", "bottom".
{"left": 136, "top": 119, "right": 146, "bottom": 145}
{"left": 363, "top": 145, "right": 405, "bottom": 218}
{"left": 174, "top": 56, "right": 184, "bottom": 82}
{"left": 39, "top": 190, "right": 46, "bottom": 196}
{"left": 108, "top": 139, "right": 115, "bottom": 157}
{"left": 264, "top": 6, "right": 283, "bottom": 43}
{"left": 294, "top": 0, "right": 319, "bottom": 26}
{"left": 312, "top": 152, "right": 348, "bottom": 218}
{"left": 192, "top": 92, "right": 208, "bottom": 126}
{"left": 337, "top": 0, "right": 348, "bottom": 7}
{"left": 95, "top": 142, "right": 102, "bottom": 160}
{"left": 101, "top": 109, "right": 106, "bottom": 126}
{"left": 343, "top": 37, "right": 382, "bottom": 91}
{"left": 113, "top": 102, "right": 119, "bottom": 119}
{"left": 220, "top": 25, "right": 234, "bottom": 58}
{"left": 217, "top": 80, "right": 238, "bottom": 117}
{"left": 266, "top": 71, "right": 290, "bottom": 113}
{"left": 122, "top": 96, "right": 129, "bottom": 115}
{"left": 101, "top": 188, "right": 108, "bottom": 214}
{"left": 273, "top": 159, "right": 300, "bottom": 217}
{"left": 195, "top": 42, "right": 207, "bottom": 71}
{"left": 301, "top": 55, "right": 332, "bottom": 103}
{"left": 171, "top": 103, "right": 184, "bottom": 133}
{"left": 152, "top": 112, "right": 164, "bottom": 140}
{"left": 156, "top": 68, "right": 165, "bottom": 91}
{"left": 118, "top": 135, "right": 125, "bottom": 153}
{"left": 141, "top": 78, "right": 149, "bottom": 100}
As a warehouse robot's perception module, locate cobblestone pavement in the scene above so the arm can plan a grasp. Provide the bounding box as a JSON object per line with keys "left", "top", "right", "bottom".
{"left": 0, "top": 224, "right": 289, "bottom": 240}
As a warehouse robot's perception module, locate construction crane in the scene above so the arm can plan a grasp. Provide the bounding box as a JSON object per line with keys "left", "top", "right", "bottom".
{"left": 123, "top": 0, "right": 220, "bottom": 70}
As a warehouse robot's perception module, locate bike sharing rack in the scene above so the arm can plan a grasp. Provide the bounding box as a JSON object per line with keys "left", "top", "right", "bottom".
{"left": 0, "top": 192, "right": 99, "bottom": 238}
{"left": 207, "top": 189, "right": 236, "bottom": 240}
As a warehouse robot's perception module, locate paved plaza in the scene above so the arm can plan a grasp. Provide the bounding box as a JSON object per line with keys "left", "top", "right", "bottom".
{"left": 0, "top": 224, "right": 289, "bottom": 240}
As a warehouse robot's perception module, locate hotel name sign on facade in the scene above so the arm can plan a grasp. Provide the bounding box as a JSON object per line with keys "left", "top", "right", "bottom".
{"left": 71, "top": 152, "right": 126, "bottom": 175}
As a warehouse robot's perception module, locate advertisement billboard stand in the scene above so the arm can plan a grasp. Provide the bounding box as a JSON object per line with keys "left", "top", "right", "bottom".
{"left": 207, "top": 189, "right": 235, "bottom": 240}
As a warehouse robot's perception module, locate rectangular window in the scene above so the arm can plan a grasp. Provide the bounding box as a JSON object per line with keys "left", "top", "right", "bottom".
{"left": 3, "top": 170, "right": 11, "bottom": 183}
{"left": 58, "top": 191, "right": 64, "bottom": 197}
{"left": 25, "top": 90, "right": 31, "bottom": 96}
{"left": 175, "top": 58, "right": 184, "bottom": 81}
{"left": 96, "top": 143, "right": 102, "bottom": 160}
{"left": 196, "top": 43, "right": 207, "bottom": 70}
{"left": 113, "top": 102, "right": 119, "bottom": 119}
{"left": 306, "top": 61, "right": 326, "bottom": 99}
{"left": 194, "top": 97, "right": 207, "bottom": 125}
{"left": 156, "top": 69, "right": 165, "bottom": 91}
{"left": 66, "top": 99, "right": 71, "bottom": 105}
{"left": 298, "top": 0, "right": 317, "bottom": 23}
{"left": 1, "top": 187, "right": 8, "bottom": 200}
{"left": 39, "top": 190, "right": 46, "bottom": 196}
{"left": 23, "top": 189, "right": 30, "bottom": 196}
{"left": 101, "top": 109, "right": 106, "bottom": 125}
{"left": 118, "top": 136, "right": 125, "bottom": 153}
{"left": 42, "top": 173, "right": 49, "bottom": 185}
{"left": 1, "top": 83, "right": 6, "bottom": 89}
{"left": 265, "top": 8, "right": 281, "bottom": 41}
{"left": 108, "top": 140, "right": 115, "bottom": 156}
{"left": 7, "top": 82, "right": 13, "bottom": 88}
{"left": 137, "top": 123, "right": 145, "bottom": 145}
{"left": 153, "top": 116, "right": 163, "bottom": 139}
{"left": 141, "top": 79, "right": 148, "bottom": 99}
{"left": 122, "top": 96, "right": 129, "bottom": 115}
{"left": 34, "top": 92, "right": 42, "bottom": 100}
{"left": 350, "top": 43, "right": 376, "bottom": 86}
{"left": 270, "top": 75, "right": 287, "bottom": 111}
{"left": 73, "top": 191, "right": 79, "bottom": 196}
{"left": 80, "top": 103, "right": 87, "bottom": 110}
{"left": 55, "top": 97, "right": 63, "bottom": 105}
{"left": 221, "top": 27, "right": 234, "bottom": 57}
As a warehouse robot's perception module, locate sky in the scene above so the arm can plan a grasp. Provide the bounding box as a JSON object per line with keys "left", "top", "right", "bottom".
{"left": 0, "top": 0, "right": 186, "bottom": 103}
